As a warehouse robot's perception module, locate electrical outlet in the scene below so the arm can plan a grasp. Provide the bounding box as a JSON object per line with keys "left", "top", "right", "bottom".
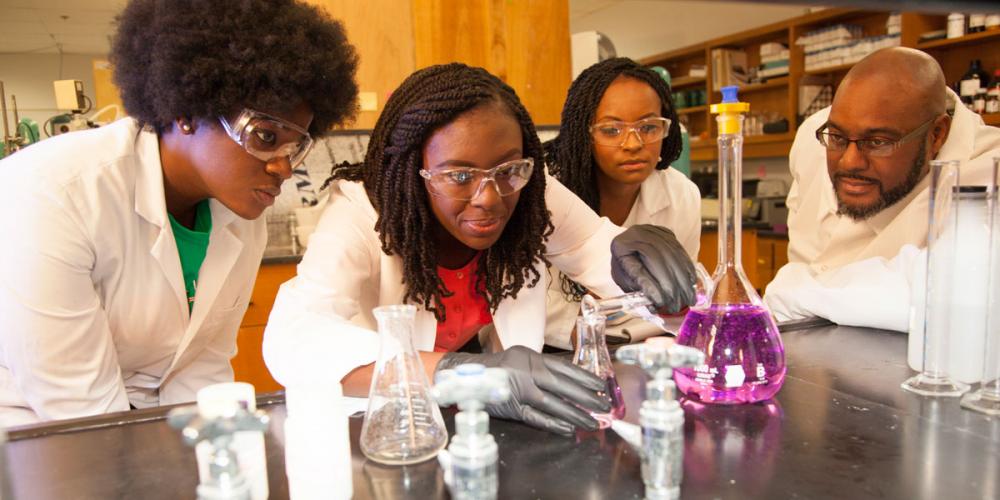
{"left": 359, "top": 92, "right": 377, "bottom": 111}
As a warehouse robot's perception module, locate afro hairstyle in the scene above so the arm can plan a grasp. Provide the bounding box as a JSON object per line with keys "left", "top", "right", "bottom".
{"left": 110, "top": 0, "right": 359, "bottom": 135}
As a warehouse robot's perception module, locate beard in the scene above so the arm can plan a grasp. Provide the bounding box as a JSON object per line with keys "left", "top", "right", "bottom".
{"left": 834, "top": 139, "right": 927, "bottom": 221}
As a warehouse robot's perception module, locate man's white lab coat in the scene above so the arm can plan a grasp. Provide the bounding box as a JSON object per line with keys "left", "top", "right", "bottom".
{"left": 543, "top": 167, "right": 702, "bottom": 349}
{"left": 263, "top": 177, "right": 626, "bottom": 385}
{"left": 0, "top": 119, "right": 266, "bottom": 426}
{"left": 765, "top": 93, "right": 1000, "bottom": 326}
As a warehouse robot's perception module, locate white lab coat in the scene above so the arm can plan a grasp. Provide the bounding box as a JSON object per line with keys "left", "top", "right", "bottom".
{"left": 0, "top": 119, "right": 266, "bottom": 426}
{"left": 784, "top": 92, "right": 1000, "bottom": 273}
{"left": 262, "top": 176, "right": 626, "bottom": 385}
{"left": 543, "top": 168, "right": 702, "bottom": 349}
{"left": 765, "top": 92, "right": 1000, "bottom": 325}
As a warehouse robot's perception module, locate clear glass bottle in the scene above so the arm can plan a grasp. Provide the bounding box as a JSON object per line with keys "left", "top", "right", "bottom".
{"left": 573, "top": 314, "right": 625, "bottom": 428}
{"left": 360, "top": 305, "right": 448, "bottom": 465}
{"left": 675, "top": 86, "right": 786, "bottom": 405}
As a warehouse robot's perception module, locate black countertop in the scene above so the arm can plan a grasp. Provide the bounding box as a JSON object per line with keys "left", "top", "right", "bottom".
{"left": 5, "top": 322, "right": 998, "bottom": 499}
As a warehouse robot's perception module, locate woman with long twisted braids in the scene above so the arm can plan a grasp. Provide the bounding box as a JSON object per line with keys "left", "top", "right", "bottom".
{"left": 543, "top": 58, "right": 702, "bottom": 349}
{"left": 264, "top": 63, "right": 696, "bottom": 435}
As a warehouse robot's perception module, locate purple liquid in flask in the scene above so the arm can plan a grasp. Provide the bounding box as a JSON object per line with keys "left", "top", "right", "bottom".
{"left": 574, "top": 313, "right": 626, "bottom": 428}
{"left": 676, "top": 86, "right": 786, "bottom": 404}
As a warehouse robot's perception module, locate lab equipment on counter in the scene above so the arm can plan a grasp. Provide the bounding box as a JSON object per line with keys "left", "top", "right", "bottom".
{"left": 962, "top": 158, "right": 1000, "bottom": 415}
{"left": 573, "top": 313, "right": 625, "bottom": 428}
{"left": 432, "top": 363, "right": 511, "bottom": 500}
{"left": 904, "top": 160, "right": 973, "bottom": 397}
{"left": 360, "top": 305, "right": 449, "bottom": 465}
{"left": 581, "top": 292, "right": 670, "bottom": 334}
{"left": 284, "top": 379, "right": 353, "bottom": 499}
{"left": 193, "top": 383, "right": 268, "bottom": 500}
{"left": 617, "top": 338, "right": 706, "bottom": 500}
{"left": 167, "top": 396, "right": 270, "bottom": 500}
{"left": 675, "top": 86, "right": 785, "bottom": 405}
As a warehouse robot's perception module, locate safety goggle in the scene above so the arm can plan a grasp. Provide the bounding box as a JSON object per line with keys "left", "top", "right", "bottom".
{"left": 588, "top": 117, "right": 671, "bottom": 147}
{"left": 420, "top": 158, "right": 535, "bottom": 201}
{"left": 218, "top": 109, "right": 313, "bottom": 167}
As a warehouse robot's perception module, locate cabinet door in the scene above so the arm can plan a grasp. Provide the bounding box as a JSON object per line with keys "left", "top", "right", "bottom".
{"left": 241, "top": 263, "right": 298, "bottom": 327}
{"left": 232, "top": 325, "right": 283, "bottom": 394}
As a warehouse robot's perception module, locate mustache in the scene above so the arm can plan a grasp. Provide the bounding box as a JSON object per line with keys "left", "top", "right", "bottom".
{"left": 833, "top": 171, "right": 881, "bottom": 186}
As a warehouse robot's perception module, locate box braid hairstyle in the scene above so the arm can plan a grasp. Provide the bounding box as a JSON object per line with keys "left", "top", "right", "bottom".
{"left": 330, "top": 63, "right": 553, "bottom": 321}
{"left": 544, "top": 57, "right": 682, "bottom": 300}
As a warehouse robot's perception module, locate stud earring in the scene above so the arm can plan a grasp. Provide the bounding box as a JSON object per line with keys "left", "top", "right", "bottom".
{"left": 658, "top": 156, "right": 663, "bottom": 162}
{"left": 181, "top": 123, "right": 192, "bottom": 133}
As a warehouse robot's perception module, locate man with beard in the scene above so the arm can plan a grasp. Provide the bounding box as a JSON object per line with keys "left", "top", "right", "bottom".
{"left": 763, "top": 47, "right": 1000, "bottom": 328}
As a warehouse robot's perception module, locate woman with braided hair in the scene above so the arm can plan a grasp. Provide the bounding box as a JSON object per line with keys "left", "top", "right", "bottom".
{"left": 543, "top": 57, "right": 702, "bottom": 349}
{"left": 265, "top": 63, "right": 697, "bottom": 435}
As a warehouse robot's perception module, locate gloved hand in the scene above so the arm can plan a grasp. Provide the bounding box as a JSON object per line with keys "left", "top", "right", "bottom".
{"left": 436, "top": 346, "right": 610, "bottom": 436}
{"left": 611, "top": 224, "right": 697, "bottom": 314}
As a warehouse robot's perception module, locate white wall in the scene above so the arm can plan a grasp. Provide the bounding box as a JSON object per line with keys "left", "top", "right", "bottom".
{"left": 0, "top": 53, "right": 103, "bottom": 134}
{"left": 571, "top": 0, "right": 811, "bottom": 60}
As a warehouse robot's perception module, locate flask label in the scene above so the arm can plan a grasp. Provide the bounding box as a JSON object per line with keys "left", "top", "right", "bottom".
{"left": 724, "top": 365, "right": 746, "bottom": 387}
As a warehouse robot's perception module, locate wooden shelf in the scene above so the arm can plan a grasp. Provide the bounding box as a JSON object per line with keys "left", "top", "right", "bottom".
{"left": 717, "top": 76, "right": 789, "bottom": 95}
{"left": 984, "top": 113, "right": 1000, "bottom": 127}
{"left": 917, "top": 29, "right": 1000, "bottom": 50}
{"left": 678, "top": 105, "right": 708, "bottom": 115}
{"left": 804, "top": 63, "right": 855, "bottom": 76}
{"left": 670, "top": 76, "right": 706, "bottom": 89}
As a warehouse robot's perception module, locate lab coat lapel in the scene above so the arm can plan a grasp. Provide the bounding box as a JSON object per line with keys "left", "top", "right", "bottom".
{"left": 493, "top": 260, "right": 546, "bottom": 351}
{"left": 176, "top": 201, "right": 243, "bottom": 356}
{"left": 378, "top": 251, "right": 438, "bottom": 351}
{"left": 133, "top": 128, "right": 189, "bottom": 322}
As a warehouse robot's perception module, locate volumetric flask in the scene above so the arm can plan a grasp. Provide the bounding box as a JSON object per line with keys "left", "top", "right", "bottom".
{"left": 573, "top": 314, "right": 625, "bottom": 428}
{"left": 902, "top": 160, "right": 970, "bottom": 397}
{"left": 675, "top": 87, "right": 786, "bottom": 404}
{"left": 360, "top": 305, "right": 448, "bottom": 465}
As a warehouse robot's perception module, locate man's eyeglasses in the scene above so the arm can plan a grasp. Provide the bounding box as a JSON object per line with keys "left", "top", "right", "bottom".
{"left": 815, "top": 117, "right": 935, "bottom": 158}
{"left": 218, "top": 109, "right": 313, "bottom": 167}
{"left": 589, "top": 117, "right": 671, "bottom": 147}
{"left": 420, "top": 158, "right": 535, "bottom": 201}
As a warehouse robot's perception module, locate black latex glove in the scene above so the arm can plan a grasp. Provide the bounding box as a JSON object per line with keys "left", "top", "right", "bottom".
{"left": 436, "top": 346, "right": 611, "bottom": 436}
{"left": 611, "top": 224, "right": 697, "bottom": 313}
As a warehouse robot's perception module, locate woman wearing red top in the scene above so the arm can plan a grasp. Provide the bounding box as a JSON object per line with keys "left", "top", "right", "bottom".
{"left": 265, "top": 64, "right": 696, "bottom": 435}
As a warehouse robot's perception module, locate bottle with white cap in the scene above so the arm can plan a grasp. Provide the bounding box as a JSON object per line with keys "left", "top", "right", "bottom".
{"left": 196, "top": 382, "right": 269, "bottom": 500}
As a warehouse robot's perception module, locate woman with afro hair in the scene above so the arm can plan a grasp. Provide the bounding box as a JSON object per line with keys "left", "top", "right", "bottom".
{"left": 0, "top": 0, "right": 358, "bottom": 425}
{"left": 264, "top": 63, "right": 696, "bottom": 435}
{"left": 542, "top": 57, "right": 702, "bottom": 349}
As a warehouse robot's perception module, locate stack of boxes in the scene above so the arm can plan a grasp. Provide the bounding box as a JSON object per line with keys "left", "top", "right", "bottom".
{"left": 758, "top": 43, "right": 789, "bottom": 79}
{"left": 798, "top": 24, "right": 901, "bottom": 72}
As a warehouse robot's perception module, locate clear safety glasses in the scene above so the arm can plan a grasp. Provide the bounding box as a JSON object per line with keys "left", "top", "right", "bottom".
{"left": 589, "top": 117, "right": 671, "bottom": 147}
{"left": 420, "top": 158, "right": 535, "bottom": 201}
{"left": 815, "top": 117, "right": 935, "bottom": 158}
{"left": 218, "top": 109, "right": 314, "bottom": 167}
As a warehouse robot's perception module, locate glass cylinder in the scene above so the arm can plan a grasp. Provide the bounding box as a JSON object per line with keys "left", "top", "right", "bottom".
{"left": 360, "top": 305, "right": 448, "bottom": 464}
{"left": 902, "top": 160, "right": 971, "bottom": 397}
{"left": 675, "top": 87, "right": 786, "bottom": 405}
{"left": 573, "top": 314, "right": 625, "bottom": 428}
{"left": 962, "top": 157, "right": 1000, "bottom": 414}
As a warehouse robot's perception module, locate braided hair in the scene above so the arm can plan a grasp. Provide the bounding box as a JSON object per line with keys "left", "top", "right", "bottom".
{"left": 545, "top": 57, "right": 682, "bottom": 212}
{"left": 330, "top": 63, "right": 553, "bottom": 320}
{"left": 545, "top": 57, "right": 683, "bottom": 300}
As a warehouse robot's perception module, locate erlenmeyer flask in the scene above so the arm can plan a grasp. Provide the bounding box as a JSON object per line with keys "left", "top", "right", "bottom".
{"left": 675, "top": 86, "right": 786, "bottom": 405}
{"left": 360, "top": 305, "right": 448, "bottom": 465}
{"left": 573, "top": 314, "right": 625, "bottom": 428}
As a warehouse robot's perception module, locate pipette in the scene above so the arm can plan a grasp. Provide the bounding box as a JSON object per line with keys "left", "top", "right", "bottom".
{"left": 581, "top": 292, "right": 671, "bottom": 334}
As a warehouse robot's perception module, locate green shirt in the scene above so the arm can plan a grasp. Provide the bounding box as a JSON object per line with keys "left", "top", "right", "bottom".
{"left": 168, "top": 200, "right": 213, "bottom": 312}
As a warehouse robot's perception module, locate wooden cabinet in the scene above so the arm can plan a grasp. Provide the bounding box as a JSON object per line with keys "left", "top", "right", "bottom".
{"left": 698, "top": 229, "right": 788, "bottom": 294}
{"left": 230, "top": 262, "right": 297, "bottom": 393}
{"left": 306, "top": 0, "right": 571, "bottom": 127}
{"left": 641, "top": 9, "right": 1000, "bottom": 161}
